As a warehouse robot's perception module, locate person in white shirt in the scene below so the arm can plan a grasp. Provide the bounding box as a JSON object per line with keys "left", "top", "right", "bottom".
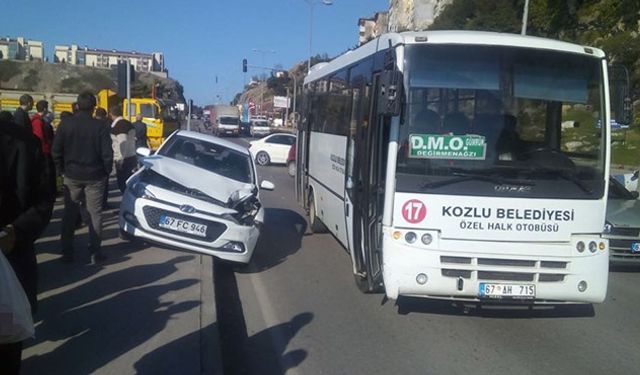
{"left": 108, "top": 106, "right": 137, "bottom": 193}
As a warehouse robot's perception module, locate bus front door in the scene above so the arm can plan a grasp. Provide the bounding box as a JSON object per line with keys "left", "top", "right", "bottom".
{"left": 346, "top": 75, "right": 386, "bottom": 293}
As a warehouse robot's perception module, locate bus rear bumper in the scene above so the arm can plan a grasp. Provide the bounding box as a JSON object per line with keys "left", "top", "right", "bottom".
{"left": 382, "top": 235, "right": 609, "bottom": 304}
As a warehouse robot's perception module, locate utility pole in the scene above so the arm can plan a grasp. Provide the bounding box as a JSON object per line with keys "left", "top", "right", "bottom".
{"left": 126, "top": 58, "right": 131, "bottom": 121}
{"left": 187, "top": 99, "right": 192, "bottom": 131}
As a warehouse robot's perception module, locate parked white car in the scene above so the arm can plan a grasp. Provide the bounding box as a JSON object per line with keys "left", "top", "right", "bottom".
{"left": 119, "top": 130, "right": 275, "bottom": 264}
{"left": 249, "top": 133, "right": 296, "bottom": 166}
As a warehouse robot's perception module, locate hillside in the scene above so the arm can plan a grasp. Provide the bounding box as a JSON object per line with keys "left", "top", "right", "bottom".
{"left": 0, "top": 59, "right": 185, "bottom": 102}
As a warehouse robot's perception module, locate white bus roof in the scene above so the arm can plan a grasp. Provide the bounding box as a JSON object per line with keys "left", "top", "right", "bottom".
{"left": 305, "top": 30, "right": 606, "bottom": 84}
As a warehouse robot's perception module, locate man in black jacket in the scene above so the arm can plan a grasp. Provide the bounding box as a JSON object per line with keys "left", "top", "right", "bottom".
{"left": 13, "top": 94, "right": 34, "bottom": 132}
{"left": 0, "top": 118, "right": 54, "bottom": 375}
{"left": 52, "top": 92, "right": 113, "bottom": 263}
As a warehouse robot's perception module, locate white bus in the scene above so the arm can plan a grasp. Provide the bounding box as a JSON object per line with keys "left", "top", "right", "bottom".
{"left": 296, "top": 31, "right": 631, "bottom": 303}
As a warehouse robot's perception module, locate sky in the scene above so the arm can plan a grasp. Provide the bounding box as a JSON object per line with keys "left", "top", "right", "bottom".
{"left": 5, "top": 0, "right": 389, "bottom": 106}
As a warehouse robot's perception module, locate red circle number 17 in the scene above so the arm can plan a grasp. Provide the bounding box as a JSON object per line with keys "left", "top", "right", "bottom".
{"left": 402, "top": 200, "right": 427, "bottom": 224}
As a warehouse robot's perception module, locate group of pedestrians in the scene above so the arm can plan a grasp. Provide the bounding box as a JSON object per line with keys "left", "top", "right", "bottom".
{"left": 0, "top": 92, "right": 146, "bottom": 374}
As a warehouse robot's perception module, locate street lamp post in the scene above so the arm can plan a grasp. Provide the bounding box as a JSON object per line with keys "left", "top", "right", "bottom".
{"left": 305, "top": 0, "right": 332, "bottom": 73}
{"left": 252, "top": 48, "right": 276, "bottom": 115}
{"left": 521, "top": 0, "right": 530, "bottom": 35}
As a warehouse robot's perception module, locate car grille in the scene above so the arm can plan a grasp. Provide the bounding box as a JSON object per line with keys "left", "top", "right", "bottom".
{"left": 609, "top": 238, "right": 640, "bottom": 259}
{"left": 143, "top": 206, "right": 227, "bottom": 242}
{"left": 609, "top": 227, "right": 640, "bottom": 237}
{"left": 440, "top": 256, "right": 568, "bottom": 283}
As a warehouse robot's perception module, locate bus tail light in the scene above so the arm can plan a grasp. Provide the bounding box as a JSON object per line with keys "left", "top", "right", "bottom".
{"left": 416, "top": 273, "right": 428, "bottom": 285}
{"left": 588, "top": 241, "right": 598, "bottom": 253}
{"left": 576, "top": 241, "right": 585, "bottom": 253}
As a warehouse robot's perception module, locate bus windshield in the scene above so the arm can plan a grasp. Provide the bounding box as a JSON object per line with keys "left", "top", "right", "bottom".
{"left": 397, "top": 44, "right": 606, "bottom": 199}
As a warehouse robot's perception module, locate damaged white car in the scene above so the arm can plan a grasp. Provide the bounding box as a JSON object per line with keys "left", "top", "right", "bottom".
{"left": 118, "top": 130, "right": 274, "bottom": 263}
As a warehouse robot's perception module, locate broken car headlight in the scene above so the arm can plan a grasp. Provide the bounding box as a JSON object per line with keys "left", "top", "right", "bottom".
{"left": 131, "top": 181, "right": 156, "bottom": 200}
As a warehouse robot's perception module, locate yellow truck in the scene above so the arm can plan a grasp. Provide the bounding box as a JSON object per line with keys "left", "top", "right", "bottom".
{"left": 1, "top": 88, "right": 180, "bottom": 150}
{"left": 97, "top": 89, "right": 180, "bottom": 150}
{"left": 0, "top": 89, "right": 76, "bottom": 126}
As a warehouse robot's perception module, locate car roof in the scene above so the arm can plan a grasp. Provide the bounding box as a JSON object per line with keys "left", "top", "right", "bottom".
{"left": 176, "top": 130, "right": 250, "bottom": 155}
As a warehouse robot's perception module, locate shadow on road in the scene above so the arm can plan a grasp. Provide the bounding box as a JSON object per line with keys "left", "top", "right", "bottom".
{"left": 133, "top": 322, "right": 220, "bottom": 374}
{"left": 235, "top": 208, "right": 307, "bottom": 274}
{"left": 21, "top": 280, "right": 201, "bottom": 375}
{"left": 396, "top": 297, "right": 596, "bottom": 318}
{"left": 215, "top": 261, "right": 312, "bottom": 374}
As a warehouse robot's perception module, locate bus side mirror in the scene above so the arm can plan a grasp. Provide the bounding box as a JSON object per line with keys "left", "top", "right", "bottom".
{"left": 609, "top": 65, "right": 633, "bottom": 125}
{"left": 377, "top": 70, "right": 403, "bottom": 117}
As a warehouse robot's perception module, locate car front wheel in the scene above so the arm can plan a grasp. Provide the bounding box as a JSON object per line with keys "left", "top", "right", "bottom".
{"left": 256, "top": 151, "right": 270, "bottom": 166}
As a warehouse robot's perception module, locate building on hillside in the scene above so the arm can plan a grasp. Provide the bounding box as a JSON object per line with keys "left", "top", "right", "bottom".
{"left": 0, "top": 37, "right": 44, "bottom": 61}
{"left": 358, "top": 12, "right": 389, "bottom": 45}
{"left": 54, "top": 44, "right": 165, "bottom": 73}
{"left": 388, "top": 0, "right": 452, "bottom": 32}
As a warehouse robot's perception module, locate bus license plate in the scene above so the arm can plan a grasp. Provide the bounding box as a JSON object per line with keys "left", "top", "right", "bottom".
{"left": 479, "top": 283, "right": 535, "bottom": 299}
{"left": 159, "top": 215, "right": 207, "bottom": 238}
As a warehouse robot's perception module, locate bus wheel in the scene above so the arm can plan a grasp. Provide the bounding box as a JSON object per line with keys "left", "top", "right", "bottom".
{"left": 309, "top": 191, "right": 327, "bottom": 233}
{"left": 256, "top": 151, "right": 270, "bottom": 166}
{"left": 354, "top": 273, "right": 383, "bottom": 294}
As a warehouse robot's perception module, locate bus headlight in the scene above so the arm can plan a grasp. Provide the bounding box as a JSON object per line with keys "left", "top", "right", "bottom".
{"left": 421, "top": 233, "right": 433, "bottom": 245}
{"left": 576, "top": 241, "right": 585, "bottom": 253}
{"left": 405, "top": 232, "right": 417, "bottom": 244}
{"left": 588, "top": 241, "right": 597, "bottom": 253}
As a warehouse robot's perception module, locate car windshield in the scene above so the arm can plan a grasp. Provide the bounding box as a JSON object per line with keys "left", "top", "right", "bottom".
{"left": 220, "top": 116, "right": 239, "bottom": 125}
{"left": 397, "top": 44, "right": 606, "bottom": 199}
{"left": 253, "top": 120, "right": 269, "bottom": 127}
{"left": 158, "top": 135, "right": 253, "bottom": 183}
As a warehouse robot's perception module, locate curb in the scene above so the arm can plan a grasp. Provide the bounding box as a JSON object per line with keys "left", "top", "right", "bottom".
{"left": 200, "top": 254, "right": 223, "bottom": 374}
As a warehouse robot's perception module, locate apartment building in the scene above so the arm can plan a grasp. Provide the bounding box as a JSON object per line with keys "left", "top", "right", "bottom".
{"left": 388, "top": 0, "right": 452, "bottom": 32}
{"left": 54, "top": 44, "right": 165, "bottom": 73}
{"left": 0, "top": 37, "right": 44, "bottom": 61}
{"left": 358, "top": 12, "right": 389, "bottom": 46}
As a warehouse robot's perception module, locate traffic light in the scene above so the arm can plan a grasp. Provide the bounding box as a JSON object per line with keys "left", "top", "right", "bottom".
{"left": 242, "top": 58, "right": 247, "bottom": 73}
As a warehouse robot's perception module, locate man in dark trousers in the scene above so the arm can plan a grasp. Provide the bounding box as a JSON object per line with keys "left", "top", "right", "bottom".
{"left": 0, "top": 117, "right": 54, "bottom": 375}
{"left": 13, "top": 94, "right": 34, "bottom": 131}
{"left": 52, "top": 92, "right": 113, "bottom": 263}
{"left": 132, "top": 113, "right": 149, "bottom": 149}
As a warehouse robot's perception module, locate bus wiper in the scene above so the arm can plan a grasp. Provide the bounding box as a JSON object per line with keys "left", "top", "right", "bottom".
{"left": 526, "top": 167, "right": 594, "bottom": 195}
{"left": 422, "top": 171, "right": 534, "bottom": 190}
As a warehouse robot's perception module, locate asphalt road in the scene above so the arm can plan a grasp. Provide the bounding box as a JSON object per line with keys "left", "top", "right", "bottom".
{"left": 213, "top": 135, "right": 640, "bottom": 375}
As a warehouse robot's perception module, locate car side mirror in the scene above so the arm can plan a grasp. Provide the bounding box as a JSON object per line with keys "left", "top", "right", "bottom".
{"left": 137, "top": 147, "right": 151, "bottom": 157}
{"left": 260, "top": 180, "right": 275, "bottom": 191}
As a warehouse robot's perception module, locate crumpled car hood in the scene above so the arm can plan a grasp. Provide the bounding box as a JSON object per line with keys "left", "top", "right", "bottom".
{"left": 141, "top": 155, "right": 255, "bottom": 204}
{"left": 606, "top": 198, "right": 640, "bottom": 228}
